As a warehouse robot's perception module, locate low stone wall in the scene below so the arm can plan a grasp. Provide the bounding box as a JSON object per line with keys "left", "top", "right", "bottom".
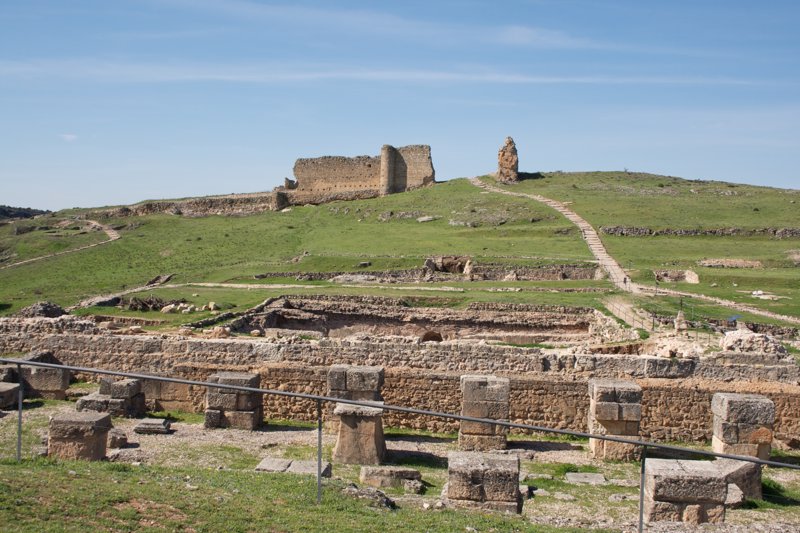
{"left": 94, "top": 192, "right": 288, "bottom": 218}
{"left": 2, "top": 317, "right": 799, "bottom": 445}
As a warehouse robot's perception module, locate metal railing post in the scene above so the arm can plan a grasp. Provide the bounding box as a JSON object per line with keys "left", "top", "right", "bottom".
{"left": 638, "top": 445, "right": 648, "bottom": 533}
{"left": 16, "top": 363, "right": 23, "bottom": 462}
{"left": 316, "top": 399, "right": 323, "bottom": 504}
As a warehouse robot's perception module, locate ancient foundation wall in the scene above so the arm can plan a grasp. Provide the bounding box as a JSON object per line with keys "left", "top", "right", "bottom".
{"left": 95, "top": 192, "right": 288, "bottom": 218}
{"left": 2, "top": 318, "right": 798, "bottom": 445}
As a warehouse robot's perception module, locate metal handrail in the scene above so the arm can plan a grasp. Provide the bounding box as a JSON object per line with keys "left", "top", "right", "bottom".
{"left": 3, "top": 357, "right": 799, "bottom": 532}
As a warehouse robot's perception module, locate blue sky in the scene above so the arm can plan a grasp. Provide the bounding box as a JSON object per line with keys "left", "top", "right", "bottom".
{"left": 1, "top": 0, "right": 799, "bottom": 210}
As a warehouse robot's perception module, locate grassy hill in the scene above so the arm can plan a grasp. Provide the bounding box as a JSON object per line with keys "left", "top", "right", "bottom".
{"left": 0, "top": 173, "right": 797, "bottom": 325}
{"left": 487, "top": 172, "right": 800, "bottom": 320}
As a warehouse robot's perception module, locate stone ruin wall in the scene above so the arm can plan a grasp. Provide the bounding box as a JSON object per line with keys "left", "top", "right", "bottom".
{"left": 292, "top": 155, "right": 381, "bottom": 194}
{"left": 89, "top": 144, "right": 434, "bottom": 218}
{"left": 288, "top": 144, "right": 435, "bottom": 203}
{"left": 2, "top": 316, "right": 799, "bottom": 445}
{"left": 93, "top": 192, "right": 289, "bottom": 219}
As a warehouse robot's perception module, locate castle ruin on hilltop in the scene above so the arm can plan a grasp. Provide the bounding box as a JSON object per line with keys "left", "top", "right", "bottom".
{"left": 277, "top": 144, "right": 436, "bottom": 205}
{"left": 93, "top": 144, "right": 435, "bottom": 218}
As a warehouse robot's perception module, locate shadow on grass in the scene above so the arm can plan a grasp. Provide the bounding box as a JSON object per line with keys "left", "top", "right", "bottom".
{"left": 262, "top": 422, "right": 315, "bottom": 433}
{"left": 518, "top": 172, "right": 545, "bottom": 181}
{"left": 512, "top": 440, "right": 583, "bottom": 452}
{"left": 387, "top": 449, "right": 447, "bottom": 469}
{"left": 0, "top": 303, "right": 11, "bottom": 312}
{"left": 742, "top": 479, "right": 800, "bottom": 509}
{"left": 21, "top": 399, "right": 45, "bottom": 411}
{"left": 384, "top": 434, "right": 455, "bottom": 445}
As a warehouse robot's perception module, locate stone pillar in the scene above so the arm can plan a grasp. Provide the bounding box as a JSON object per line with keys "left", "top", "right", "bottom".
{"left": 644, "top": 459, "right": 727, "bottom": 525}
{"left": 444, "top": 452, "right": 522, "bottom": 513}
{"left": 204, "top": 372, "right": 263, "bottom": 430}
{"left": 458, "top": 375, "right": 509, "bottom": 451}
{"left": 711, "top": 393, "right": 774, "bottom": 461}
{"left": 48, "top": 412, "right": 112, "bottom": 461}
{"left": 379, "top": 144, "right": 396, "bottom": 196}
{"left": 588, "top": 379, "right": 642, "bottom": 461}
{"left": 497, "top": 137, "right": 519, "bottom": 183}
{"left": 332, "top": 402, "right": 386, "bottom": 464}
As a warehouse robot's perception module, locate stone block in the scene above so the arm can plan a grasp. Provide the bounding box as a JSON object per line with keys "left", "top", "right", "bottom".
{"left": 596, "top": 419, "right": 639, "bottom": 436}
{"left": 76, "top": 392, "right": 111, "bottom": 413}
{"left": 332, "top": 407, "right": 386, "bottom": 465}
{"left": 0, "top": 382, "right": 20, "bottom": 409}
{"left": 225, "top": 408, "right": 263, "bottom": 431}
{"left": 209, "top": 372, "right": 260, "bottom": 390}
{"left": 589, "top": 379, "right": 642, "bottom": 403}
{"left": 255, "top": 457, "right": 292, "bottom": 472}
{"left": 48, "top": 412, "right": 112, "bottom": 461}
{"left": 644, "top": 500, "right": 684, "bottom": 523}
{"left": 458, "top": 434, "right": 507, "bottom": 451}
{"left": 110, "top": 379, "right": 141, "bottom": 399}
{"left": 460, "top": 375, "right": 510, "bottom": 403}
{"left": 712, "top": 436, "right": 770, "bottom": 460}
{"left": 359, "top": 466, "right": 422, "bottom": 489}
{"left": 461, "top": 401, "right": 508, "bottom": 420}
{"left": 738, "top": 424, "right": 773, "bottom": 445}
{"left": 713, "top": 418, "right": 739, "bottom": 444}
{"left": 645, "top": 459, "right": 728, "bottom": 504}
{"left": 133, "top": 418, "right": 171, "bottom": 435}
{"left": 711, "top": 393, "right": 775, "bottom": 425}
{"left": 590, "top": 438, "right": 640, "bottom": 461}
{"left": 446, "top": 452, "right": 521, "bottom": 511}
{"left": 286, "top": 459, "right": 332, "bottom": 477}
{"left": 108, "top": 429, "right": 128, "bottom": 449}
{"left": 204, "top": 409, "right": 223, "bottom": 428}
{"left": 327, "top": 365, "right": 348, "bottom": 391}
{"left": 717, "top": 459, "right": 762, "bottom": 501}
{"left": 620, "top": 403, "right": 642, "bottom": 422}
{"left": 21, "top": 366, "right": 70, "bottom": 398}
{"left": 460, "top": 420, "right": 507, "bottom": 436}
{"left": 333, "top": 403, "right": 383, "bottom": 417}
{"left": 99, "top": 378, "right": 113, "bottom": 395}
{"left": 206, "top": 391, "right": 238, "bottom": 411}
{"left": 592, "top": 401, "right": 620, "bottom": 421}
{"left": 345, "top": 366, "right": 384, "bottom": 392}
{"left": 236, "top": 392, "right": 262, "bottom": 411}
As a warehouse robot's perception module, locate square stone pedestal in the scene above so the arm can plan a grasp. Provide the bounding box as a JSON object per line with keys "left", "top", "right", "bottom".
{"left": 48, "top": 412, "right": 112, "bottom": 461}
{"left": 332, "top": 402, "right": 386, "bottom": 465}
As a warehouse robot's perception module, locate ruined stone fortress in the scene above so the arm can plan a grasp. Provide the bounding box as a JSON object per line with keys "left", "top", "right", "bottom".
{"left": 97, "top": 144, "right": 435, "bottom": 218}
{"left": 282, "top": 144, "right": 435, "bottom": 202}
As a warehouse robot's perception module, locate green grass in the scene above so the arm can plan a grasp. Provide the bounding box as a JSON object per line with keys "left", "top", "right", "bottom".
{"left": 0, "top": 218, "right": 109, "bottom": 265}
{"left": 485, "top": 172, "right": 800, "bottom": 321}
{"left": 0, "top": 458, "right": 604, "bottom": 533}
{"left": 0, "top": 179, "right": 596, "bottom": 314}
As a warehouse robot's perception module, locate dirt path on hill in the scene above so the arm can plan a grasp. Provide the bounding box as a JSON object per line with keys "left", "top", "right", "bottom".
{"left": 0, "top": 219, "right": 120, "bottom": 271}
{"left": 471, "top": 178, "right": 800, "bottom": 326}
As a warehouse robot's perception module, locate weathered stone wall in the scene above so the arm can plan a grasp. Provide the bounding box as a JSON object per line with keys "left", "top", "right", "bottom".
{"left": 289, "top": 144, "right": 434, "bottom": 201}
{"left": 94, "top": 192, "right": 288, "bottom": 218}
{"left": 391, "top": 145, "right": 436, "bottom": 193}
{"left": 293, "top": 155, "right": 381, "bottom": 193}
{"left": 2, "top": 317, "right": 799, "bottom": 445}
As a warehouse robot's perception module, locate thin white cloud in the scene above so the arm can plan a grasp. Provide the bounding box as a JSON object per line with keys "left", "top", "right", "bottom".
{"left": 0, "top": 59, "right": 767, "bottom": 86}
{"left": 59, "top": 133, "right": 78, "bottom": 142}
{"left": 147, "top": 0, "right": 609, "bottom": 50}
